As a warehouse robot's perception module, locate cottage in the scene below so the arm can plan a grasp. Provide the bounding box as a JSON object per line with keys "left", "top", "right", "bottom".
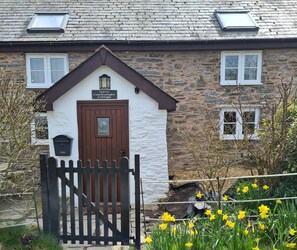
{"left": 0, "top": 0, "right": 297, "bottom": 201}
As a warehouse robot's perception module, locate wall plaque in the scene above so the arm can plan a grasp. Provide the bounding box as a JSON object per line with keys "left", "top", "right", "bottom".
{"left": 92, "top": 90, "right": 117, "bottom": 99}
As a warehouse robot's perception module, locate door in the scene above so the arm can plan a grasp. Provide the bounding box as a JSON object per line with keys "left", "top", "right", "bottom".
{"left": 77, "top": 100, "right": 129, "bottom": 201}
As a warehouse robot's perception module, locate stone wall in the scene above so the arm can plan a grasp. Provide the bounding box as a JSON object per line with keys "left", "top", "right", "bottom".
{"left": 1, "top": 49, "right": 297, "bottom": 176}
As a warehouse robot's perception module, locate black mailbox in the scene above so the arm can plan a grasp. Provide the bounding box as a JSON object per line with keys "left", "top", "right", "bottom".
{"left": 53, "top": 135, "right": 72, "bottom": 156}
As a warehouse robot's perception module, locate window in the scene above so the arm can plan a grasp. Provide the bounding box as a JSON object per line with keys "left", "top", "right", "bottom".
{"left": 27, "top": 11, "right": 69, "bottom": 32}
{"left": 220, "top": 51, "right": 262, "bottom": 85}
{"left": 220, "top": 108, "right": 260, "bottom": 140}
{"left": 31, "top": 113, "right": 49, "bottom": 145}
{"left": 26, "top": 54, "right": 68, "bottom": 88}
{"left": 215, "top": 9, "right": 259, "bottom": 31}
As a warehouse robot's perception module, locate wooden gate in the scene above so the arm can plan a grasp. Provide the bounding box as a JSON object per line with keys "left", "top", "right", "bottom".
{"left": 39, "top": 154, "right": 141, "bottom": 249}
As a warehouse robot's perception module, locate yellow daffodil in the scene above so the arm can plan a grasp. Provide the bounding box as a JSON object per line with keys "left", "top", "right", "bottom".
{"left": 237, "top": 210, "right": 246, "bottom": 220}
{"left": 185, "top": 242, "right": 193, "bottom": 248}
{"left": 258, "top": 221, "right": 265, "bottom": 230}
{"left": 196, "top": 191, "right": 204, "bottom": 199}
{"left": 194, "top": 229, "right": 198, "bottom": 235}
{"left": 276, "top": 199, "right": 282, "bottom": 204}
{"left": 171, "top": 226, "right": 177, "bottom": 234}
{"left": 145, "top": 236, "right": 152, "bottom": 243}
{"left": 223, "top": 195, "right": 228, "bottom": 201}
{"left": 190, "top": 230, "right": 195, "bottom": 235}
{"left": 222, "top": 214, "right": 229, "bottom": 221}
{"left": 242, "top": 186, "right": 249, "bottom": 193}
{"left": 258, "top": 204, "right": 270, "bottom": 214}
{"left": 237, "top": 187, "right": 241, "bottom": 192}
{"left": 260, "top": 212, "right": 268, "bottom": 219}
{"left": 205, "top": 209, "right": 212, "bottom": 216}
{"left": 251, "top": 183, "right": 258, "bottom": 188}
{"left": 255, "top": 238, "right": 261, "bottom": 243}
{"left": 188, "top": 221, "right": 195, "bottom": 229}
{"left": 217, "top": 209, "right": 223, "bottom": 215}
{"left": 210, "top": 214, "right": 216, "bottom": 221}
{"left": 263, "top": 185, "right": 269, "bottom": 190}
{"left": 159, "top": 223, "right": 167, "bottom": 230}
{"left": 244, "top": 229, "right": 249, "bottom": 235}
{"left": 252, "top": 247, "right": 260, "bottom": 250}
{"left": 226, "top": 220, "right": 235, "bottom": 228}
{"left": 289, "top": 228, "right": 297, "bottom": 236}
{"left": 286, "top": 242, "right": 296, "bottom": 248}
{"left": 161, "top": 212, "right": 176, "bottom": 222}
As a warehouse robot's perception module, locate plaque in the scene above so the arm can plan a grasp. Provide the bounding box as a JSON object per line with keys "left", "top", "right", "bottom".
{"left": 92, "top": 90, "right": 117, "bottom": 99}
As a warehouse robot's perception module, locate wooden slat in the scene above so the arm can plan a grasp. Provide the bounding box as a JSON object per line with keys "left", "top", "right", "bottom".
{"left": 60, "top": 160, "right": 67, "bottom": 243}
{"left": 86, "top": 160, "right": 92, "bottom": 244}
{"left": 69, "top": 160, "right": 76, "bottom": 244}
{"left": 94, "top": 160, "right": 100, "bottom": 245}
{"left": 77, "top": 160, "right": 84, "bottom": 244}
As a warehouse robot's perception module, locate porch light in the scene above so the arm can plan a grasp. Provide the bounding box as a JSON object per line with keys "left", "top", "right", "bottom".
{"left": 99, "top": 74, "right": 111, "bottom": 89}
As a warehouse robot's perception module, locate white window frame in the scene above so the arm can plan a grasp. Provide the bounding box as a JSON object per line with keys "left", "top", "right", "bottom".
{"left": 26, "top": 53, "right": 69, "bottom": 88}
{"left": 220, "top": 107, "right": 260, "bottom": 140}
{"left": 220, "top": 51, "right": 262, "bottom": 85}
{"left": 31, "top": 113, "right": 49, "bottom": 145}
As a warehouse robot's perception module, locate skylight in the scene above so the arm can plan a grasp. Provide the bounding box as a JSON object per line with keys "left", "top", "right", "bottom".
{"left": 215, "top": 9, "right": 259, "bottom": 31}
{"left": 27, "top": 11, "right": 69, "bottom": 32}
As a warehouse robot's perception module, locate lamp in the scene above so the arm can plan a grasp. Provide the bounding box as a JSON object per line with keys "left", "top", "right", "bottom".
{"left": 99, "top": 74, "right": 111, "bottom": 89}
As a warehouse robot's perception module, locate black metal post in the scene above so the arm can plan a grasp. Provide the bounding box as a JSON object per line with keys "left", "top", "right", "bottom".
{"left": 134, "top": 154, "right": 141, "bottom": 250}
{"left": 40, "top": 154, "right": 49, "bottom": 234}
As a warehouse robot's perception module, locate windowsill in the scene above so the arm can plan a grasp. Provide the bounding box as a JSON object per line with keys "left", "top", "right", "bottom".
{"left": 220, "top": 82, "right": 263, "bottom": 86}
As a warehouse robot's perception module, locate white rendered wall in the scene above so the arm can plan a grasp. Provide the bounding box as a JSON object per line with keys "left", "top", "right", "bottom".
{"left": 47, "top": 65, "right": 169, "bottom": 202}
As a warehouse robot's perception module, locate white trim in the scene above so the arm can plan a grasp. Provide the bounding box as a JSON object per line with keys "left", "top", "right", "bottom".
{"left": 26, "top": 53, "right": 68, "bottom": 88}
{"left": 31, "top": 113, "right": 49, "bottom": 145}
{"left": 220, "top": 51, "right": 262, "bottom": 85}
{"left": 220, "top": 107, "right": 260, "bottom": 140}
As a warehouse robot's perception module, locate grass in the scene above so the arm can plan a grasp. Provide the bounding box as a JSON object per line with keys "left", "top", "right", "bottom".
{"left": 0, "top": 225, "right": 63, "bottom": 250}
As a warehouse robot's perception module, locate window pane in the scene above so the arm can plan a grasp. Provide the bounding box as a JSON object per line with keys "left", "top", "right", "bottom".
{"left": 32, "top": 15, "right": 65, "bottom": 28}
{"left": 243, "top": 112, "right": 255, "bottom": 122}
{"left": 30, "top": 58, "right": 44, "bottom": 70}
{"left": 31, "top": 71, "right": 45, "bottom": 83}
{"left": 225, "top": 69, "right": 238, "bottom": 80}
{"left": 225, "top": 56, "right": 238, "bottom": 67}
{"left": 224, "top": 124, "right": 236, "bottom": 135}
{"left": 224, "top": 111, "right": 236, "bottom": 122}
{"left": 97, "top": 117, "right": 110, "bottom": 136}
{"left": 35, "top": 117, "right": 48, "bottom": 139}
{"left": 50, "top": 58, "right": 65, "bottom": 83}
{"left": 242, "top": 111, "right": 256, "bottom": 134}
{"left": 245, "top": 55, "right": 258, "bottom": 67}
{"left": 244, "top": 68, "right": 257, "bottom": 80}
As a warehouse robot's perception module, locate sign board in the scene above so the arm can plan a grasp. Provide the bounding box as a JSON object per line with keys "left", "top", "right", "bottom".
{"left": 92, "top": 90, "right": 117, "bottom": 99}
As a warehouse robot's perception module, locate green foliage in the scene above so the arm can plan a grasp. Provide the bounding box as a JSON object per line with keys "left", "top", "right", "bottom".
{"left": 0, "top": 225, "right": 62, "bottom": 250}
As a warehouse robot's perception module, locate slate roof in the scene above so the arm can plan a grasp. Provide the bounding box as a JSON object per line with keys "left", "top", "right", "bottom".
{"left": 1, "top": 0, "right": 297, "bottom": 42}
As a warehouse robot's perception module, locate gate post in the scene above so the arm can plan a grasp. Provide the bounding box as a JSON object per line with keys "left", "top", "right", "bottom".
{"left": 134, "top": 154, "right": 141, "bottom": 250}
{"left": 120, "top": 157, "right": 130, "bottom": 245}
{"left": 40, "top": 154, "right": 49, "bottom": 233}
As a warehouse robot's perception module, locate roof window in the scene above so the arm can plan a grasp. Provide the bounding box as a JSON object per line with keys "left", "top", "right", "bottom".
{"left": 215, "top": 9, "right": 259, "bottom": 31}
{"left": 27, "top": 11, "right": 69, "bottom": 32}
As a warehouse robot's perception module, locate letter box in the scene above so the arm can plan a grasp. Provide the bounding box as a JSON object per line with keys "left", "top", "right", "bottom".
{"left": 53, "top": 135, "right": 72, "bottom": 156}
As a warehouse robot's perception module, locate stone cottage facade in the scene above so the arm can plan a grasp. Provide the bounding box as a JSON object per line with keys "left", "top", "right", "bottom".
{"left": 0, "top": 0, "right": 297, "bottom": 201}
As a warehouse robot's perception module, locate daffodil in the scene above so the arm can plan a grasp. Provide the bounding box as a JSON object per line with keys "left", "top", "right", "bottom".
{"left": 159, "top": 223, "right": 167, "bottom": 230}
{"left": 226, "top": 220, "right": 235, "bottom": 228}
{"left": 258, "top": 204, "right": 270, "bottom": 214}
{"left": 223, "top": 195, "right": 228, "bottom": 201}
{"left": 258, "top": 221, "right": 265, "bottom": 230}
{"left": 145, "top": 236, "right": 152, "bottom": 243}
{"left": 217, "top": 209, "right": 223, "bottom": 215}
{"left": 210, "top": 214, "right": 216, "bottom": 221}
{"left": 255, "top": 238, "right": 261, "bottom": 243}
{"left": 242, "top": 186, "right": 249, "bottom": 193}
{"left": 171, "top": 226, "right": 177, "bottom": 234}
{"left": 260, "top": 212, "right": 268, "bottom": 219}
{"left": 263, "top": 185, "right": 269, "bottom": 190}
{"left": 276, "top": 199, "right": 282, "bottom": 204}
{"left": 251, "top": 183, "right": 258, "bottom": 188}
{"left": 286, "top": 242, "right": 296, "bottom": 248}
{"left": 252, "top": 247, "right": 260, "bottom": 250}
{"left": 222, "top": 214, "right": 229, "bottom": 221}
{"left": 196, "top": 191, "right": 204, "bottom": 199}
{"left": 185, "top": 242, "right": 193, "bottom": 248}
{"left": 161, "top": 212, "right": 176, "bottom": 222}
{"left": 237, "top": 187, "right": 241, "bottom": 192}
{"left": 289, "top": 228, "right": 297, "bottom": 236}
{"left": 188, "top": 221, "right": 194, "bottom": 229}
{"left": 244, "top": 229, "right": 249, "bottom": 235}
{"left": 205, "top": 209, "right": 212, "bottom": 216}
{"left": 189, "top": 230, "right": 195, "bottom": 235}
{"left": 237, "top": 210, "right": 246, "bottom": 220}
